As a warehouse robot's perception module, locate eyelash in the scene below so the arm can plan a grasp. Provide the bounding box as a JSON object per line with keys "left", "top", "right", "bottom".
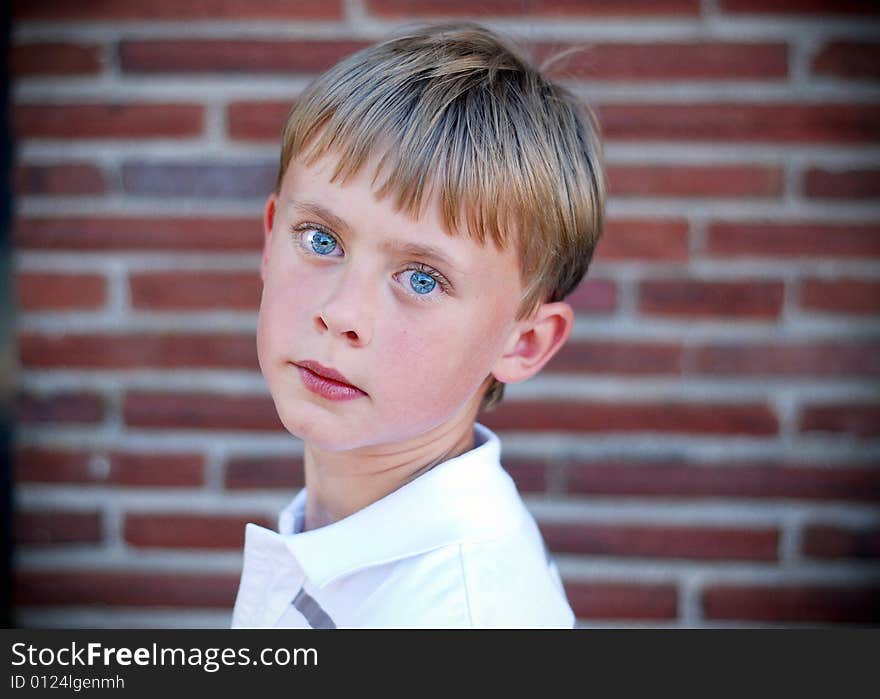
{"left": 289, "top": 223, "right": 453, "bottom": 299}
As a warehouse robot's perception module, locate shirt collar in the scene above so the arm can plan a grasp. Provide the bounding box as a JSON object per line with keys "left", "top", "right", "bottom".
{"left": 275, "top": 422, "right": 522, "bottom": 588}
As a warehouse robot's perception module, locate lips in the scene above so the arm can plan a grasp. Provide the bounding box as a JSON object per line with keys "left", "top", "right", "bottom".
{"left": 294, "top": 359, "right": 364, "bottom": 392}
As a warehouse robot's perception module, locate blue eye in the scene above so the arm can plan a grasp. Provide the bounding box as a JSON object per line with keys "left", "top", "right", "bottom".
{"left": 409, "top": 270, "right": 436, "bottom": 295}
{"left": 309, "top": 229, "right": 337, "bottom": 255}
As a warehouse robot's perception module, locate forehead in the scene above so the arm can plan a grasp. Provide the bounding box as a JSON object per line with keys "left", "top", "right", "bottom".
{"left": 280, "top": 150, "right": 522, "bottom": 281}
{"left": 281, "top": 149, "right": 463, "bottom": 241}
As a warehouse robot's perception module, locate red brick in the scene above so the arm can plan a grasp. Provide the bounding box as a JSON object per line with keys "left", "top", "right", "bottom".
{"left": 15, "top": 391, "right": 104, "bottom": 425}
{"left": 541, "top": 522, "right": 779, "bottom": 561}
{"left": 15, "top": 163, "right": 105, "bottom": 196}
{"left": 535, "top": 42, "right": 788, "bottom": 81}
{"left": 15, "top": 447, "right": 204, "bottom": 487}
{"left": 801, "top": 279, "right": 880, "bottom": 314}
{"left": 12, "top": 0, "right": 342, "bottom": 20}
{"left": 15, "top": 216, "right": 262, "bottom": 252}
{"left": 14, "top": 104, "right": 203, "bottom": 139}
{"left": 130, "top": 272, "right": 261, "bottom": 311}
{"left": 707, "top": 222, "right": 880, "bottom": 258}
{"left": 125, "top": 392, "right": 282, "bottom": 431}
{"left": 225, "top": 456, "right": 305, "bottom": 490}
{"left": 19, "top": 333, "right": 258, "bottom": 370}
{"left": 691, "top": 340, "right": 880, "bottom": 377}
{"left": 805, "top": 168, "right": 880, "bottom": 199}
{"left": 121, "top": 39, "right": 370, "bottom": 74}
{"left": 481, "top": 401, "right": 779, "bottom": 436}
{"left": 801, "top": 525, "right": 880, "bottom": 560}
{"left": 597, "top": 103, "right": 880, "bottom": 143}
{"left": 812, "top": 42, "right": 880, "bottom": 80}
{"left": 608, "top": 164, "right": 783, "bottom": 198}
{"left": 703, "top": 584, "right": 880, "bottom": 623}
{"left": 564, "top": 581, "right": 678, "bottom": 620}
{"left": 14, "top": 571, "right": 239, "bottom": 608}
{"left": 564, "top": 279, "right": 617, "bottom": 313}
{"left": 546, "top": 341, "right": 683, "bottom": 375}
{"left": 15, "top": 511, "right": 102, "bottom": 546}
{"left": 124, "top": 513, "right": 273, "bottom": 549}
{"left": 639, "top": 279, "right": 784, "bottom": 319}
{"left": 16, "top": 272, "right": 107, "bottom": 311}
{"left": 595, "top": 219, "right": 690, "bottom": 261}
{"left": 11, "top": 42, "right": 102, "bottom": 76}
{"left": 228, "top": 101, "right": 291, "bottom": 142}
{"left": 799, "top": 403, "right": 880, "bottom": 439}
{"left": 565, "top": 462, "right": 880, "bottom": 502}
{"left": 722, "top": 0, "right": 880, "bottom": 16}
{"left": 122, "top": 162, "right": 275, "bottom": 199}
{"left": 367, "top": 0, "right": 700, "bottom": 17}
{"left": 503, "top": 461, "right": 549, "bottom": 494}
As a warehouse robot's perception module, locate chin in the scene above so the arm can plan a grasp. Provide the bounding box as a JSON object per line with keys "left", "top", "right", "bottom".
{"left": 274, "top": 400, "right": 367, "bottom": 451}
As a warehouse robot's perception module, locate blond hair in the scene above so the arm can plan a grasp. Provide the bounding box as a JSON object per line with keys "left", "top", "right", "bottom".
{"left": 275, "top": 21, "right": 606, "bottom": 412}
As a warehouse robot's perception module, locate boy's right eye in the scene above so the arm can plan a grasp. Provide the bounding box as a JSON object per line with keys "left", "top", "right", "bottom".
{"left": 293, "top": 225, "right": 343, "bottom": 257}
{"left": 307, "top": 229, "right": 338, "bottom": 255}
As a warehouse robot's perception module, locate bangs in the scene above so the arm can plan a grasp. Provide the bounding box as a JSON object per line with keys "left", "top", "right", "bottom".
{"left": 277, "top": 37, "right": 560, "bottom": 256}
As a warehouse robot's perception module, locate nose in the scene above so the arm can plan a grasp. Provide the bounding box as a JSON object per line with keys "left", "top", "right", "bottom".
{"left": 313, "top": 266, "right": 373, "bottom": 346}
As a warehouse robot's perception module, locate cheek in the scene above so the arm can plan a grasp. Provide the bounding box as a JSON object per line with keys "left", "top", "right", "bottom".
{"left": 375, "top": 311, "right": 501, "bottom": 406}
{"left": 256, "top": 270, "right": 314, "bottom": 364}
{"left": 255, "top": 294, "right": 280, "bottom": 371}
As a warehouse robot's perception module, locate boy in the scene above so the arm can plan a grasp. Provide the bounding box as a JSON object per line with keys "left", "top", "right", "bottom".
{"left": 232, "top": 21, "right": 605, "bottom": 628}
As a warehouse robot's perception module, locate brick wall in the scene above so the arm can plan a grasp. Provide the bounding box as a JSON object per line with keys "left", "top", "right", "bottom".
{"left": 10, "top": 0, "right": 880, "bottom": 627}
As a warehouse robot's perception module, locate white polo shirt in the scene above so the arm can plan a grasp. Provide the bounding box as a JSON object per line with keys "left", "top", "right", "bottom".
{"left": 231, "top": 422, "right": 574, "bottom": 628}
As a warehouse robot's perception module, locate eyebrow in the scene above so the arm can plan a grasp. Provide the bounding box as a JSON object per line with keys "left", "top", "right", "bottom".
{"left": 288, "top": 199, "right": 463, "bottom": 273}
{"left": 289, "top": 200, "right": 351, "bottom": 237}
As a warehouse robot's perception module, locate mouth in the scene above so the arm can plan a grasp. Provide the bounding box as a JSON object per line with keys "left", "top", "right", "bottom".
{"left": 293, "top": 359, "right": 365, "bottom": 394}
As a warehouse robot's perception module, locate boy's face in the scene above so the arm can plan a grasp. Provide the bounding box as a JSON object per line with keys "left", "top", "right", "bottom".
{"left": 258, "top": 149, "right": 525, "bottom": 452}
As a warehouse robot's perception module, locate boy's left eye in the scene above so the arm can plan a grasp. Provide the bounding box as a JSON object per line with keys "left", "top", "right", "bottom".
{"left": 396, "top": 266, "right": 450, "bottom": 301}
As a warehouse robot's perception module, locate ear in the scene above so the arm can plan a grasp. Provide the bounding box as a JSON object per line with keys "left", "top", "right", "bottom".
{"left": 260, "top": 192, "right": 278, "bottom": 283}
{"left": 490, "top": 302, "right": 574, "bottom": 384}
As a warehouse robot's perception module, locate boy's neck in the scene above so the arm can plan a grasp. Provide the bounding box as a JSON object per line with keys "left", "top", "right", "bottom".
{"left": 300, "top": 409, "right": 478, "bottom": 532}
